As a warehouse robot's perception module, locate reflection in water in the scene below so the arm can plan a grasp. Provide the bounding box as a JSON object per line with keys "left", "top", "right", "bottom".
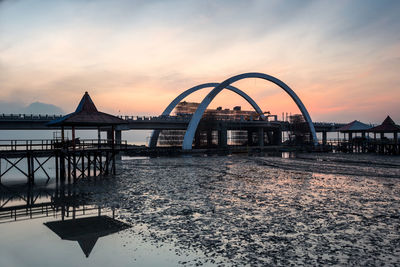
{"left": 1, "top": 154, "right": 400, "bottom": 266}
{"left": 45, "top": 215, "right": 130, "bottom": 257}
{"left": 0, "top": 183, "right": 130, "bottom": 258}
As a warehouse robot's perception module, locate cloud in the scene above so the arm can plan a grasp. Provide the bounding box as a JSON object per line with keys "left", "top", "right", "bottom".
{"left": 0, "top": 0, "right": 399, "bottom": 122}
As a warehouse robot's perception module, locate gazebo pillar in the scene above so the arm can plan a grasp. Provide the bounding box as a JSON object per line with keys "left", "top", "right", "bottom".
{"left": 72, "top": 126, "right": 76, "bottom": 149}
{"left": 115, "top": 130, "right": 122, "bottom": 145}
{"left": 97, "top": 127, "right": 101, "bottom": 144}
{"left": 107, "top": 129, "right": 113, "bottom": 145}
{"left": 322, "top": 131, "right": 327, "bottom": 145}
{"left": 111, "top": 125, "right": 115, "bottom": 150}
{"left": 61, "top": 126, "right": 65, "bottom": 142}
{"left": 380, "top": 132, "right": 385, "bottom": 139}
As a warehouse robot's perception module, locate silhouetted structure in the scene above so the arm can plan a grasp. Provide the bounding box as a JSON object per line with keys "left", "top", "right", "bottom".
{"left": 338, "top": 120, "right": 372, "bottom": 141}
{"left": 47, "top": 91, "right": 126, "bottom": 145}
{"left": 45, "top": 216, "right": 130, "bottom": 257}
{"left": 159, "top": 102, "right": 264, "bottom": 146}
{"left": 369, "top": 116, "right": 400, "bottom": 141}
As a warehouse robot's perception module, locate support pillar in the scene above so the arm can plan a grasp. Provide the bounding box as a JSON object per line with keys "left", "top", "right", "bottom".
{"left": 93, "top": 153, "right": 97, "bottom": 177}
{"left": 115, "top": 130, "right": 122, "bottom": 145}
{"left": 112, "top": 152, "right": 116, "bottom": 175}
{"left": 72, "top": 126, "right": 76, "bottom": 149}
{"left": 247, "top": 130, "right": 253, "bottom": 146}
{"left": 27, "top": 153, "right": 32, "bottom": 185}
{"left": 55, "top": 153, "right": 59, "bottom": 184}
{"left": 98, "top": 127, "right": 101, "bottom": 148}
{"left": 266, "top": 131, "right": 273, "bottom": 145}
{"left": 107, "top": 129, "right": 113, "bottom": 146}
{"left": 207, "top": 130, "right": 213, "bottom": 147}
{"left": 218, "top": 126, "right": 227, "bottom": 148}
{"left": 67, "top": 154, "right": 71, "bottom": 182}
{"left": 105, "top": 152, "right": 109, "bottom": 175}
{"left": 60, "top": 154, "right": 66, "bottom": 183}
{"left": 87, "top": 153, "right": 91, "bottom": 177}
{"left": 322, "top": 131, "right": 327, "bottom": 146}
{"left": 273, "top": 129, "right": 282, "bottom": 145}
{"left": 258, "top": 128, "right": 264, "bottom": 147}
{"left": 61, "top": 126, "right": 65, "bottom": 142}
{"left": 194, "top": 130, "right": 201, "bottom": 148}
{"left": 362, "top": 132, "right": 366, "bottom": 153}
{"left": 73, "top": 153, "right": 76, "bottom": 182}
{"left": 81, "top": 152, "right": 85, "bottom": 179}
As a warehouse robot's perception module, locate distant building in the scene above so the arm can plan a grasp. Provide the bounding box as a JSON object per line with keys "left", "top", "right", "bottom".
{"left": 159, "top": 102, "right": 265, "bottom": 146}
{"left": 175, "top": 101, "right": 260, "bottom": 121}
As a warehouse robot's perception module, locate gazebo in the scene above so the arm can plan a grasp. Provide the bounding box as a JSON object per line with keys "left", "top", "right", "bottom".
{"left": 337, "top": 120, "right": 372, "bottom": 141}
{"left": 47, "top": 92, "right": 127, "bottom": 147}
{"left": 369, "top": 116, "right": 400, "bottom": 144}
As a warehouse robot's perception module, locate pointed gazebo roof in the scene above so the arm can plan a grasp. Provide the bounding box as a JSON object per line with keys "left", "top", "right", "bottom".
{"left": 44, "top": 216, "right": 130, "bottom": 258}
{"left": 47, "top": 92, "right": 127, "bottom": 126}
{"left": 337, "top": 120, "right": 372, "bottom": 132}
{"left": 369, "top": 116, "right": 400, "bottom": 133}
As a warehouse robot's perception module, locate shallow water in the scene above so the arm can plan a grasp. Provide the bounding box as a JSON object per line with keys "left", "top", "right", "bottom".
{"left": 1, "top": 153, "right": 400, "bottom": 266}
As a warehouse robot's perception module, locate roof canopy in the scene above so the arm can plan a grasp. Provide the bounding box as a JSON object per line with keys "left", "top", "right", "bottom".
{"left": 47, "top": 92, "right": 127, "bottom": 127}
{"left": 369, "top": 116, "right": 400, "bottom": 132}
{"left": 338, "top": 120, "right": 372, "bottom": 132}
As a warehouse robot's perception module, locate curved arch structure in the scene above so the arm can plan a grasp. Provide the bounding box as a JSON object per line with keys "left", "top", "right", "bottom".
{"left": 149, "top": 83, "right": 266, "bottom": 147}
{"left": 182, "top": 72, "right": 318, "bottom": 150}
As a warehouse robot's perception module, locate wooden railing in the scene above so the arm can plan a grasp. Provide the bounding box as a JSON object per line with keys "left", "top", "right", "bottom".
{"left": 0, "top": 139, "right": 128, "bottom": 151}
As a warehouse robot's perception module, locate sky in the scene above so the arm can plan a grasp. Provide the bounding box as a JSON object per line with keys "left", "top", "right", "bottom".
{"left": 1, "top": 0, "right": 400, "bottom": 124}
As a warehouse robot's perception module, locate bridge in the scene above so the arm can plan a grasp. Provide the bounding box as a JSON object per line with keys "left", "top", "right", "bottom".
{"left": 0, "top": 72, "right": 349, "bottom": 149}
{"left": 0, "top": 72, "right": 352, "bottom": 185}
{"left": 0, "top": 113, "right": 345, "bottom": 144}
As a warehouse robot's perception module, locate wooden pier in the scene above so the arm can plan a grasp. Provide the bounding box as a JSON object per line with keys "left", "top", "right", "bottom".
{"left": 0, "top": 139, "right": 128, "bottom": 185}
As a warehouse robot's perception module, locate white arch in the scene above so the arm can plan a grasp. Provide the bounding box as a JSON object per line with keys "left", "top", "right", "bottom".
{"left": 182, "top": 72, "right": 318, "bottom": 150}
{"left": 149, "top": 83, "right": 266, "bottom": 147}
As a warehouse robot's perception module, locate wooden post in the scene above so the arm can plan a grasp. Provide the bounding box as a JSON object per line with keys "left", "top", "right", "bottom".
{"left": 111, "top": 125, "right": 115, "bottom": 150}
{"left": 98, "top": 127, "right": 101, "bottom": 148}
{"left": 72, "top": 126, "right": 76, "bottom": 150}
{"left": 99, "top": 153, "right": 103, "bottom": 175}
{"left": 61, "top": 126, "right": 65, "bottom": 142}
{"left": 105, "top": 152, "right": 109, "bottom": 175}
{"left": 27, "top": 153, "right": 31, "bottom": 185}
{"left": 112, "top": 152, "right": 116, "bottom": 175}
{"left": 55, "top": 152, "right": 59, "bottom": 184}
{"left": 207, "top": 130, "right": 213, "bottom": 147}
{"left": 60, "top": 153, "right": 65, "bottom": 183}
{"left": 68, "top": 154, "right": 71, "bottom": 182}
{"left": 81, "top": 152, "right": 85, "bottom": 179}
{"left": 93, "top": 152, "right": 97, "bottom": 177}
{"left": 73, "top": 153, "right": 77, "bottom": 182}
{"left": 258, "top": 128, "right": 264, "bottom": 147}
{"left": 322, "top": 131, "right": 327, "bottom": 146}
{"left": 87, "top": 153, "right": 91, "bottom": 177}
{"left": 30, "top": 155, "right": 34, "bottom": 185}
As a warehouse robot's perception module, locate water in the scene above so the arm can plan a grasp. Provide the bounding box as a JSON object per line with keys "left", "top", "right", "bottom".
{"left": 1, "top": 153, "right": 400, "bottom": 266}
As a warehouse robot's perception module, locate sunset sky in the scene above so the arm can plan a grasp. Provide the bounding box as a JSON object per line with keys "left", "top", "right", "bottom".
{"left": 1, "top": 0, "right": 399, "bottom": 124}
